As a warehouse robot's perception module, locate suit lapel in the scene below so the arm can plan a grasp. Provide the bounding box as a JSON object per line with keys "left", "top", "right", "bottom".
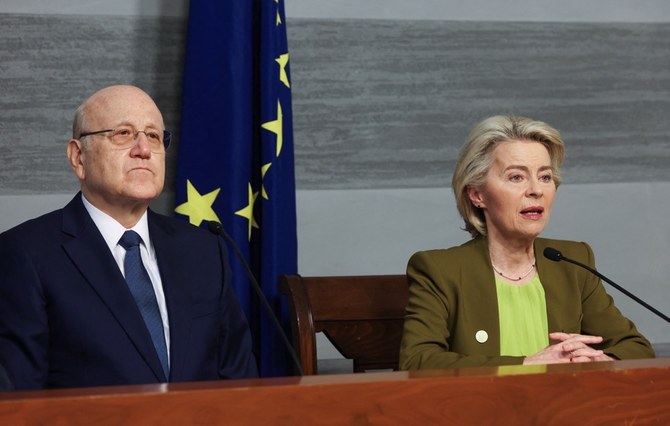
{"left": 61, "top": 194, "right": 167, "bottom": 382}
{"left": 148, "top": 213, "right": 191, "bottom": 381}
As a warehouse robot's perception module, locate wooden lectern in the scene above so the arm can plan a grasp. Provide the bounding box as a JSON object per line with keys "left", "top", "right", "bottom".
{"left": 1, "top": 358, "right": 669, "bottom": 424}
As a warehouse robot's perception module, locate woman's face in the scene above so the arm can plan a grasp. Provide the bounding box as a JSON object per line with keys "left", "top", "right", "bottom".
{"left": 468, "top": 139, "right": 556, "bottom": 243}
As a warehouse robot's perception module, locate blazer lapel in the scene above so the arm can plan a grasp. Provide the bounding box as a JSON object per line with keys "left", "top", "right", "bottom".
{"left": 535, "top": 238, "right": 580, "bottom": 334}
{"left": 60, "top": 194, "right": 167, "bottom": 382}
{"left": 460, "top": 238, "right": 501, "bottom": 354}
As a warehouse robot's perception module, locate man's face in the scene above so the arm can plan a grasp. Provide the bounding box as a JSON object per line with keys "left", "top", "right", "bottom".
{"left": 68, "top": 86, "right": 166, "bottom": 216}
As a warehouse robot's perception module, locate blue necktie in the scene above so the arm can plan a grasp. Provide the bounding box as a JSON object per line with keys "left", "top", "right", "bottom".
{"left": 118, "top": 230, "right": 169, "bottom": 379}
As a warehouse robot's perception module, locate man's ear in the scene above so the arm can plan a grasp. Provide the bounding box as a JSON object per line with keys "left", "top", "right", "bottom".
{"left": 66, "top": 139, "right": 85, "bottom": 180}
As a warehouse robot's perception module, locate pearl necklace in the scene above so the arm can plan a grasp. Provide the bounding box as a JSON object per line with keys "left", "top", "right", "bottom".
{"left": 491, "top": 262, "right": 536, "bottom": 281}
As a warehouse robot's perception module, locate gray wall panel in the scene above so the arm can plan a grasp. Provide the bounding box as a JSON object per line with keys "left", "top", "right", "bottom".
{"left": 288, "top": 20, "right": 670, "bottom": 188}
{"left": 2, "top": 15, "right": 669, "bottom": 195}
{"left": 0, "top": 14, "right": 185, "bottom": 194}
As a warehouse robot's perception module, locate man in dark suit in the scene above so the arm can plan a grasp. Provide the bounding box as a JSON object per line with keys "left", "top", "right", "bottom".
{"left": 0, "top": 85, "right": 258, "bottom": 389}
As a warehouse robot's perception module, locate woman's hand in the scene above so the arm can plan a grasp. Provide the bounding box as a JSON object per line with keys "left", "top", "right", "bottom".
{"left": 523, "top": 332, "right": 614, "bottom": 365}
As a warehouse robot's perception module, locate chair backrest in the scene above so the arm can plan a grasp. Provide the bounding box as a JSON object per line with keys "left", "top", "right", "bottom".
{"left": 278, "top": 274, "right": 409, "bottom": 375}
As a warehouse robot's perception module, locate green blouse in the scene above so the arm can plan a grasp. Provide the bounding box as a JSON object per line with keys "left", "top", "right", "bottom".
{"left": 495, "top": 274, "right": 549, "bottom": 356}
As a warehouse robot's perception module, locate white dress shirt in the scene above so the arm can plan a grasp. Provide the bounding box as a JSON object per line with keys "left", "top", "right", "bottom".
{"left": 81, "top": 195, "right": 170, "bottom": 364}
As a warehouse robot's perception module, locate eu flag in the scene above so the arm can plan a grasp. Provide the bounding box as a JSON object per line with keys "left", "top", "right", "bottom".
{"left": 174, "top": 0, "right": 297, "bottom": 377}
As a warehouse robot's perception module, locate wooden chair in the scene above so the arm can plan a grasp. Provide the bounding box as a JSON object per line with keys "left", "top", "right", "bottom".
{"left": 278, "top": 274, "right": 409, "bottom": 375}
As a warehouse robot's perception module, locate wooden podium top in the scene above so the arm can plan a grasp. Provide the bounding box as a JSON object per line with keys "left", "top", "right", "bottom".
{"left": 1, "top": 358, "right": 669, "bottom": 425}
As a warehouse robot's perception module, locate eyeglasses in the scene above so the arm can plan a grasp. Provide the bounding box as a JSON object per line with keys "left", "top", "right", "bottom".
{"left": 78, "top": 126, "right": 171, "bottom": 151}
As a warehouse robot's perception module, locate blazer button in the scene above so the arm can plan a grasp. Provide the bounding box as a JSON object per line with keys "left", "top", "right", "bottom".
{"left": 475, "top": 330, "right": 488, "bottom": 343}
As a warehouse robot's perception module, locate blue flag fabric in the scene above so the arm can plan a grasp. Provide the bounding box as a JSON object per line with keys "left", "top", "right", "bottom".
{"left": 174, "top": 0, "right": 297, "bottom": 377}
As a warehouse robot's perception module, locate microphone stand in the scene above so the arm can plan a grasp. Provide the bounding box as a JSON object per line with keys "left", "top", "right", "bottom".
{"left": 208, "top": 221, "right": 305, "bottom": 376}
{"left": 545, "top": 248, "right": 670, "bottom": 324}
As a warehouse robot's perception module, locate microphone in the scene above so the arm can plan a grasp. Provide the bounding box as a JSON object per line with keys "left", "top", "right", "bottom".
{"left": 207, "top": 221, "right": 304, "bottom": 376}
{"left": 543, "top": 247, "right": 670, "bottom": 324}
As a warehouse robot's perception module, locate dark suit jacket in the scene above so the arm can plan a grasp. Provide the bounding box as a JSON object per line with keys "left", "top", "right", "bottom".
{"left": 0, "top": 363, "right": 12, "bottom": 391}
{"left": 400, "top": 236, "right": 655, "bottom": 370}
{"left": 0, "top": 193, "right": 257, "bottom": 389}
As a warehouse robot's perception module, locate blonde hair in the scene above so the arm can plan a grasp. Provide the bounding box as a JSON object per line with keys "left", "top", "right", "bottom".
{"left": 452, "top": 115, "right": 565, "bottom": 237}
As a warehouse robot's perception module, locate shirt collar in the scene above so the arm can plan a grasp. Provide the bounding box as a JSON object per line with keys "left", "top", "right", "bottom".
{"left": 81, "top": 194, "right": 151, "bottom": 252}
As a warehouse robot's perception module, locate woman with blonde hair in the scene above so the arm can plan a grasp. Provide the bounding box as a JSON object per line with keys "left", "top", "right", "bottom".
{"left": 400, "top": 115, "right": 654, "bottom": 369}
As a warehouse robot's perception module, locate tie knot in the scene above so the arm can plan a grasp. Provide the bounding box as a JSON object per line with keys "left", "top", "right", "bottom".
{"left": 119, "top": 230, "right": 142, "bottom": 250}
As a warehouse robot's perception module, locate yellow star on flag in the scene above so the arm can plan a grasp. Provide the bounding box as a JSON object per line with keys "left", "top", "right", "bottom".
{"left": 276, "top": 0, "right": 282, "bottom": 26}
{"left": 261, "top": 100, "right": 283, "bottom": 157}
{"left": 276, "top": 53, "right": 290, "bottom": 88}
{"left": 235, "top": 183, "right": 260, "bottom": 241}
{"left": 261, "top": 162, "right": 272, "bottom": 200}
{"left": 174, "top": 179, "right": 222, "bottom": 226}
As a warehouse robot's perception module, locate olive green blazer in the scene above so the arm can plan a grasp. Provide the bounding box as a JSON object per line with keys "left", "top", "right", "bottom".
{"left": 399, "top": 237, "right": 655, "bottom": 370}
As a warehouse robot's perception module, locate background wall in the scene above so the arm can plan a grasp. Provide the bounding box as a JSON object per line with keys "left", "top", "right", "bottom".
{"left": 1, "top": 1, "right": 669, "bottom": 361}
